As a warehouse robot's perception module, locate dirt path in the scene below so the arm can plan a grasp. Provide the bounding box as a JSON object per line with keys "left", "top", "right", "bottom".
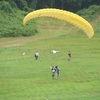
{"left": 0, "top": 36, "right": 37, "bottom": 47}
{"left": 0, "top": 32, "right": 65, "bottom": 48}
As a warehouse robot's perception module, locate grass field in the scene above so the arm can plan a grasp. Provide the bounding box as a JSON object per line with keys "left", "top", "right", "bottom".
{"left": 0, "top": 18, "right": 100, "bottom": 100}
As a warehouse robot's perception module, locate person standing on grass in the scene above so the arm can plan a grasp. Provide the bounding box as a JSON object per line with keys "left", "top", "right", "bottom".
{"left": 35, "top": 51, "right": 39, "bottom": 60}
{"left": 55, "top": 66, "right": 59, "bottom": 79}
{"left": 68, "top": 51, "right": 71, "bottom": 61}
{"left": 51, "top": 66, "right": 56, "bottom": 79}
{"left": 50, "top": 65, "right": 59, "bottom": 79}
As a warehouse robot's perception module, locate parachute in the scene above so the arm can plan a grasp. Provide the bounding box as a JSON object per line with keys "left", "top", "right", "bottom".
{"left": 23, "top": 8, "right": 94, "bottom": 38}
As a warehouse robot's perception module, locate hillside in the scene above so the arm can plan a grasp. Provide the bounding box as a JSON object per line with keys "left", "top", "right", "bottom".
{"left": 0, "top": 1, "right": 100, "bottom": 38}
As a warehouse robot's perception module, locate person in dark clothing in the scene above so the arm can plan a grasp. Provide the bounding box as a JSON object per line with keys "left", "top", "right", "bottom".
{"left": 51, "top": 66, "right": 56, "bottom": 79}
{"left": 55, "top": 66, "right": 59, "bottom": 79}
{"left": 51, "top": 65, "right": 59, "bottom": 79}
{"left": 68, "top": 51, "right": 71, "bottom": 61}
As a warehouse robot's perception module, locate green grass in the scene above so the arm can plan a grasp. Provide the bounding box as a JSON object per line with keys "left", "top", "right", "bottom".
{"left": 0, "top": 17, "right": 100, "bottom": 100}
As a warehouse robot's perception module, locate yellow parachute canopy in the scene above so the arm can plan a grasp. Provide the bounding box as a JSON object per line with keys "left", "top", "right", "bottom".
{"left": 23, "top": 8, "right": 94, "bottom": 38}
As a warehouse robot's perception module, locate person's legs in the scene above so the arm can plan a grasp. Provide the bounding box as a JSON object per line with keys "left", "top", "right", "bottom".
{"left": 68, "top": 56, "right": 71, "bottom": 61}
{"left": 52, "top": 72, "right": 55, "bottom": 78}
{"left": 55, "top": 72, "right": 58, "bottom": 79}
{"left": 35, "top": 56, "right": 38, "bottom": 60}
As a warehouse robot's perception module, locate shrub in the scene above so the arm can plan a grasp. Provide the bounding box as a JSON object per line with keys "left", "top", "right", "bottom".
{"left": 0, "top": 1, "right": 14, "bottom": 13}
{"left": 77, "top": 5, "right": 100, "bottom": 21}
{"left": 7, "top": 0, "right": 17, "bottom": 9}
{"left": 23, "top": 6, "right": 33, "bottom": 12}
{"left": 0, "top": 7, "right": 38, "bottom": 37}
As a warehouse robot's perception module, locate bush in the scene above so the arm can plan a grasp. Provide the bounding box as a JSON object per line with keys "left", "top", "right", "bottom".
{"left": 7, "top": 0, "right": 17, "bottom": 9}
{"left": 23, "top": 6, "right": 34, "bottom": 12}
{"left": 0, "top": 25, "right": 38, "bottom": 37}
{"left": 0, "top": 1, "right": 14, "bottom": 13}
{"left": 77, "top": 5, "right": 100, "bottom": 21}
{"left": 0, "top": 1, "right": 37, "bottom": 37}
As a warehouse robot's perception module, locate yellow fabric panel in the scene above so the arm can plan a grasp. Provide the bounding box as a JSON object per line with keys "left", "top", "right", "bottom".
{"left": 23, "top": 8, "right": 94, "bottom": 38}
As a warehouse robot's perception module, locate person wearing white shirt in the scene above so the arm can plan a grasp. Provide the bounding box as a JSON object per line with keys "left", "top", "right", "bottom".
{"left": 35, "top": 51, "right": 39, "bottom": 60}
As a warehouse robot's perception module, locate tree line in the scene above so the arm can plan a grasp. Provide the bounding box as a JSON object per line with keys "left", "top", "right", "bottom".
{"left": 3, "top": 0, "right": 100, "bottom": 12}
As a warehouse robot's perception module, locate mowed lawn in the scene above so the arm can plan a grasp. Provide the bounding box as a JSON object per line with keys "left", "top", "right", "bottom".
{"left": 0, "top": 18, "right": 100, "bottom": 100}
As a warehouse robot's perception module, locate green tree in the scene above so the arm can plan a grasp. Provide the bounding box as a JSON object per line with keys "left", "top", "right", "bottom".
{"left": 26, "top": 0, "right": 37, "bottom": 9}
{"left": 14, "top": 0, "right": 28, "bottom": 10}
{"left": 2, "top": 0, "right": 100, "bottom": 12}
